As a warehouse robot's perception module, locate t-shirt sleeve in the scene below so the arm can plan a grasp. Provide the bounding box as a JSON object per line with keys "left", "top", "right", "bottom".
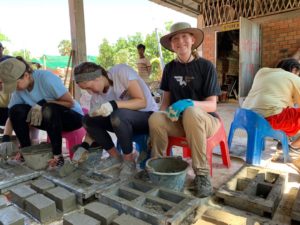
{"left": 8, "top": 92, "right": 23, "bottom": 108}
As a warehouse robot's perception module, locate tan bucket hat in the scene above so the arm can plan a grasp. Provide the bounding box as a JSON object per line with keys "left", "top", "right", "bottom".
{"left": 160, "top": 22, "right": 204, "bottom": 52}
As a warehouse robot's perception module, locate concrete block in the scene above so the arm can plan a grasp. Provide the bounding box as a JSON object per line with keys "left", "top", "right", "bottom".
{"left": 291, "top": 188, "right": 300, "bottom": 223}
{"left": 45, "top": 186, "right": 76, "bottom": 213}
{"left": 63, "top": 212, "right": 100, "bottom": 225}
{"left": 31, "top": 178, "right": 55, "bottom": 194}
{"left": 112, "top": 213, "right": 151, "bottom": 225}
{"left": 84, "top": 202, "right": 118, "bottom": 225}
{"left": 10, "top": 185, "right": 37, "bottom": 208}
{"left": 0, "top": 195, "right": 7, "bottom": 209}
{"left": 25, "top": 193, "right": 56, "bottom": 223}
{"left": 0, "top": 206, "right": 25, "bottom": 225}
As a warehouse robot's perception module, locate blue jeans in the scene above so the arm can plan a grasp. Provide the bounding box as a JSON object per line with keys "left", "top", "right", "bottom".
{"left": 82, "top": 109, "right": 152, "bottom": 154}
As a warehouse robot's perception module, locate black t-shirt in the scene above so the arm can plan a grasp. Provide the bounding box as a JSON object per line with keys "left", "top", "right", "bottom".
{"left": 160, "top": 57, "right": 221, "bottom": 104}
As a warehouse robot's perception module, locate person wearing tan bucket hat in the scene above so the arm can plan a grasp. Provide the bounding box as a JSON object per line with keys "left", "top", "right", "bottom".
{"left": 149, "top": 22, "right": 221, "bottom": 198}
{"left": 0, "top": 57, "right": 84, "bottom": 169}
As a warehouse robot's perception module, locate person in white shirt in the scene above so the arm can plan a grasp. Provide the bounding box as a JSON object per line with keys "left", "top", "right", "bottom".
{"left": 74, "top": 62, "right": 158, "bottom": 179}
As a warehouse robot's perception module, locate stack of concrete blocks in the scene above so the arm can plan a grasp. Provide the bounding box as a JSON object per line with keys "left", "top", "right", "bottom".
{"left": 291, "top": 188, "right": 300, "bottom": 224}
{"left": 95, "top": 179, "right": 201, "bottom": 225}
{"left": 63, "top": 201, "right": 151, "bottom": 225}
{"left": 0, "top": 195, "right": 25, "bottom": 225}
{"left": 9, "top": 178, "right": 77, "bottom": 223}
{"left": 215, "top": 165, "right": 287, "bottom": 218}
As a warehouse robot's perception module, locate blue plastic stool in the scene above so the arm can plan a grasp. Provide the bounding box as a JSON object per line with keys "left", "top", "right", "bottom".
{"left": 116, "top": 134, "right": 150, "bottom": 169}
{"left": 228, "top": 108, "right": 289, "bottom": 165}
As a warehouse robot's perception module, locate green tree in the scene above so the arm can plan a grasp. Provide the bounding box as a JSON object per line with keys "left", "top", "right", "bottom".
{"left": 97, "top": 39, "right": 115, "bottom": 69}
{"left": 58, "top": 40, "right": 71, "bottom": 56}
{"left": 96, "top": 21, "right": 175, "bottom": 82}
{"left": 12, "top": 49, "right": 31, "bottom": 61}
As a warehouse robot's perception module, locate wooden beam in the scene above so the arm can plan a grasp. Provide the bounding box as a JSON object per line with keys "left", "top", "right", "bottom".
{"left": 68, "top": 0, "right": 87, "bottom": 100}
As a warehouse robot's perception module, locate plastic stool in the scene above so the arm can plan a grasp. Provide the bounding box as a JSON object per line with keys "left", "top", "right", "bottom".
{"left": 61, "top": 127, "right": 86, "bottom": 159}
{"left": 166, "top": 116, "right": 231, "bottom": 176}
{"left": 116, "top": 134, "right": 150, "bottom": 169}
{"left": 47, "top": 107, "right": 88, "bottom": 159}
{"left": 228, "top": 108, "right": 289, "bottom": 165}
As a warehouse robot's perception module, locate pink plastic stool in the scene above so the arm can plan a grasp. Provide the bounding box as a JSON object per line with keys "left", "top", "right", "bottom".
{"left": 61, "top": 127, "right": 86, "bottom": 159}
{"left": 166, "top": 115, "right": 231, "bottom": 176}
{"left": 47, "top": 108, "right": 88, "bottom": 159}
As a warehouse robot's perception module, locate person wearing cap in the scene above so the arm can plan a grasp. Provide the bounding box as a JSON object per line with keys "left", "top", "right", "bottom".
{"left": 148, "top": 22, "right": 221, "bottom": 198}
{"left": 242, "top": 58, "right": 300, "bottom": 155}
{"left": 73, "top": 62, "right": 158, "bottom": 178}
{"left": 0, "top": 57, "right": 83, "bottom": 168}
{"left": 0, "top": 42, "right": 16, "bottom": 158}
{"left": 136, "top": 44, "right": 152, "bottom": 85}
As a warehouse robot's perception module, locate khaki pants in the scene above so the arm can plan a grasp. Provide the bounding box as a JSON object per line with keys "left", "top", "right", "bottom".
{"left": 149, "top": 107, "right": 220, "bottom": 175}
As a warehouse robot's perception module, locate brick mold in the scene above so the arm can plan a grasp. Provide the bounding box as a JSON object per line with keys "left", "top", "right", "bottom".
{"left": 0, "top": 162, "right": 41, "bottom": 193}
{"left": 96, "top": 179, "right": 201, "bottom": 225}
{"left": 43, "top": 168, "right": 118, "bottom": 204}
{"left": 215, "top": 165, "right": 287, "bottom": 218}
{"left": 0, "top": 206, "right": 25, "bottom": 225}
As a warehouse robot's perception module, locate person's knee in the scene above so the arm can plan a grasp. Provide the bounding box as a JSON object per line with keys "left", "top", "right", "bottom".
{"left": 82, "top": 115, "right": 92, "bottom": 128}
{"left": 149, "top": 112, "right": 166, "bottom": 130}
{"left": 182, "top": 107, "right": 206, "bottom": 126}
{"left": 110, "top": 110, "right": 122, "bottom": 128}
{"left": 9, "top": 104, "right": 30, "bottom": 119}
{"left": 42, "top": 103, "right": 57, "bottom": 121}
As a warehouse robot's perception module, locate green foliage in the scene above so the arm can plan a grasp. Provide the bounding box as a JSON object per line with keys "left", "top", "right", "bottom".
{"left": 12, "top": 49, "right": 31, "bottom": 61}
{"left": 97, "top": 22, "right": 175, "bottom": 82}
{"left": 97, "top": 39, "right": 115, "bottom": 69}
{"left": 58, "top": 40, "right": 71, "bottom": 56}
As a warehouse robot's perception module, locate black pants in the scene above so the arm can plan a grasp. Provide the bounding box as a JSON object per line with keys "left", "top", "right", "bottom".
{"left": 9, "top": 103, "right": 83, "bottom": 155}
{"left": 0, "top": 107, "right": 8, "bottom": 126}
{"left": 83, "top": 109, "right": 152, "bottom": 154}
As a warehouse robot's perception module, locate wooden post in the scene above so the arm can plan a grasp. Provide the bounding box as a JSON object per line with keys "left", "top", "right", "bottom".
{"left": 68, "top": 0, "right": 87, "bottom": 100}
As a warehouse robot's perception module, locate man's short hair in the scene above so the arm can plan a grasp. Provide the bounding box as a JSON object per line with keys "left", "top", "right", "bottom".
{"left": 276, "top": 58, "right": 300, "bottom": 73}
{"left": 137, "top": 44, "right": 146, "bottom": 50}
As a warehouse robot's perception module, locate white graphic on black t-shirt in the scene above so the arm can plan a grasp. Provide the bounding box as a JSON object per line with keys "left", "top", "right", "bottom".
{"left": 174, "top": 76, "right": 187, "bottom": 86}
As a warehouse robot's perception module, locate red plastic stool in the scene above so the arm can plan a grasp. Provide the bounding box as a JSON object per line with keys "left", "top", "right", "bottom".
{"left": 166, "top": 116, "right": 231, "bottom": 176}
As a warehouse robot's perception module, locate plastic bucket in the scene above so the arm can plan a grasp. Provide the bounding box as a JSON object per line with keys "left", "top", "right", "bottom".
{"left": 22, "top": 143, "right": 53, "bottom": 170}
{"left": 146, "top": 157, "right": 189, "bottom": 191}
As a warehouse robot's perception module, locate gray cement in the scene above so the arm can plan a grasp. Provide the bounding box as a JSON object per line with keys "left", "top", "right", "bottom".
{"left": 96, "top": 179, "right": 201, "bottom": 225}
{"left": 0, "top": 195, "right": 7, "bottom": 209}
{"left": 45, "top": 186, "right": 76, "bottom": 213}
{"left": 10, "top": 185, "right": 37, "bottom": 209}
{"left": 0, "top": 206, "right": 25, "bottom": 225}
{"left": 63, "top": 212, "right": 100, "bottom": 225}
{"left": 24, "top": 193, "right": 56, "bottom": 223}
{"left": 112, "top": 213, "right": 151, "bottom": 225}
{"left": 215, "top": 165, "right": 287, "bottom": 218}
{"left": 84, "top": 202, "right": 118, "bottom": 225}
{"left": 291, "top": 188, "right": 300, "bottom": 223}
{"left": 31, "top": 178, "right": 55, "bottom": 194}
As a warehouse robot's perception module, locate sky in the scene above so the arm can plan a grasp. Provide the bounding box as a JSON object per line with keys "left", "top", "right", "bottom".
{"left": 0, "top": 0, "right": 196, "bottom": 57}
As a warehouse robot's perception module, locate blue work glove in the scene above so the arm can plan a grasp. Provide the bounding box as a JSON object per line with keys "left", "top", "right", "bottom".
{"left": 167, "top": 99, "right": 194, "bottom": 121}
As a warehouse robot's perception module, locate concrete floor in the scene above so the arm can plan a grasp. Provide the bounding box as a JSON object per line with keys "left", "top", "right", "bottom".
{"left": 2, "top": 100, "right": 300, "bottom": 225}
